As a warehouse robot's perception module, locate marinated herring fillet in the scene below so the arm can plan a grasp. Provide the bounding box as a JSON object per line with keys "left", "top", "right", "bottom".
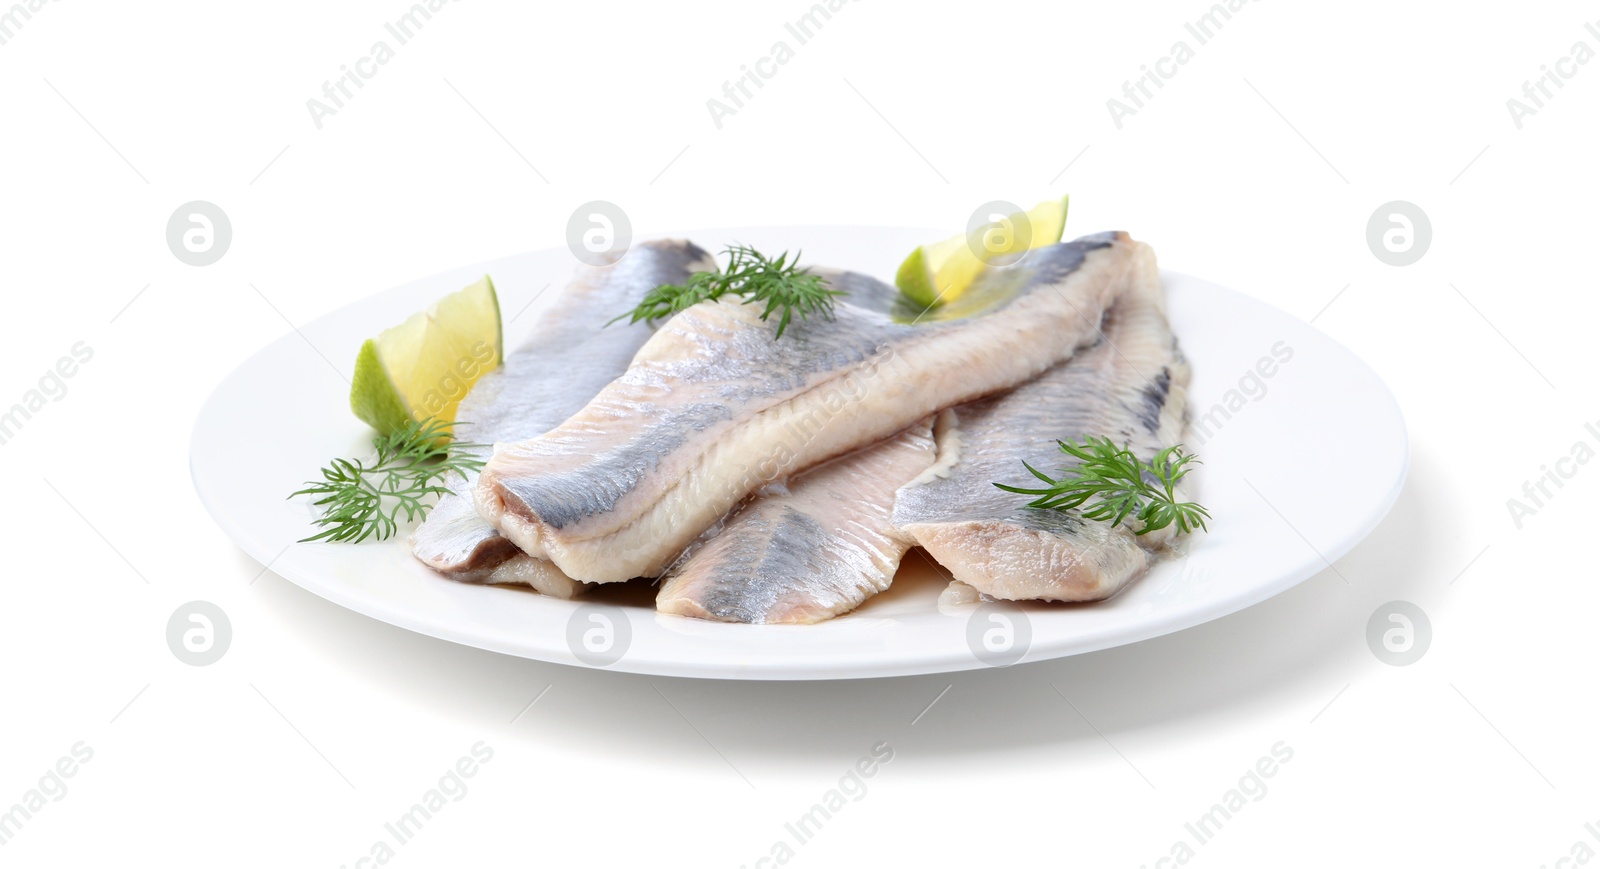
{"left": 891, "top": 240, "right": 1191, "bottom": 601}
{"left": 656, "top": 271, "right": 933, "bottom": 624}
{"left": 474, "top": 231, "right": 1142, "bottom": 584}
{"left": 408, "top": 239, "right": 716, "bottom": 584}
{"left": 656, "top": 418, "right": 937, "bottom": 624}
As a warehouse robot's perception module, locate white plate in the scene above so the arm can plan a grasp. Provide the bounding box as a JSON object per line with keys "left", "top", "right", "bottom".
{"left": 190, "top": 226, "right": 1408, "bottom": 680}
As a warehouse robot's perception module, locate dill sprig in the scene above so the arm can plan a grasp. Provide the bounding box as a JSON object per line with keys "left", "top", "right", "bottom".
{"left": 610, "top": 244, "right": 843, "bottom": 338}
{"left": 994, "top": 436, "right": 1211, "bottom": 536}
{"left": 290, "top": 418, "right": 486, "bottom": 543}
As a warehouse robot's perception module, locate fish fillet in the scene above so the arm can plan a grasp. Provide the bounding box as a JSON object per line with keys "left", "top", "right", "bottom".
{"left": 654, "top": 270, "right": 935, "bottom": 624}
{"left": 409, "top": 239, "right": 716, "bottom": 584}
{"left": 656, "top": 418, "right": 937, "bottom": 625}
{"left": 475, "top": 231, "right": 1142, "bottom": 583}
{"left": 891, "top": 240, "right": 1192, "bottom": 601}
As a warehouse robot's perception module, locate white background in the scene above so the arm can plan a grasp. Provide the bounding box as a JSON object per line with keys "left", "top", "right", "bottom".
{"left": 2, "top": 0, "right": 1596, "bottom": 866}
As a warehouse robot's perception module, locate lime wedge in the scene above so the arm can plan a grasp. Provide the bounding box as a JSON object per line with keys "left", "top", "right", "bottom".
{"left": 896, "top": 195, "right": 1070, "bottom": 308}
{"left": 349, "top": 276, "right": 502, "bottom": 436}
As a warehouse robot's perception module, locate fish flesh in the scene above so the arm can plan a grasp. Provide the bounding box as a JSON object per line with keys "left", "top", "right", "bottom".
{"left": 474, "top": 231, "right": 1142, "bottom": 584}
{"left": 656, "top": 416, "right": 938, "bottom": 624}
{"left": 937, "top": 579, "right": 984, "bottom": 608}
{"left": 891, "top": 240, "right": 1191, "bottom": 601}
{"left": 481, "top": 553, "right": 584, "bottom": 599}
{"left": 655, "top": 270, "right": 932, "bottom": 624}
{"left": 409, "top": 239, "right": 717, "bottom": 584}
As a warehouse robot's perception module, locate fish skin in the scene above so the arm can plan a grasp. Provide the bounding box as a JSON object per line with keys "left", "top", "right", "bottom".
{"left": 409, "top": 239, "right": 717, "bottom": 583}
{"left": 656, "top": 416, "right": 938, "bottom": 624}
{"left": 475, "top": 231, "right": 1141, "bottom": 584}
{"left": 892, "top": 240, "right": 1192, "bottom": 602}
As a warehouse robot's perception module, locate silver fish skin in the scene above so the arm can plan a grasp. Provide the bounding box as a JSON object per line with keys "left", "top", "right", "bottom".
{"left": 657, "top": 417, "right": 938, "bottom": 624}
{"left": 891, "top": 240, "right": 1192, "bottom": 601}
{"left": 475, "top": 231, "right": 1142, "bottom": 584}
{"left": 409, "top": 239, "right": 717, "bottom": 583}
